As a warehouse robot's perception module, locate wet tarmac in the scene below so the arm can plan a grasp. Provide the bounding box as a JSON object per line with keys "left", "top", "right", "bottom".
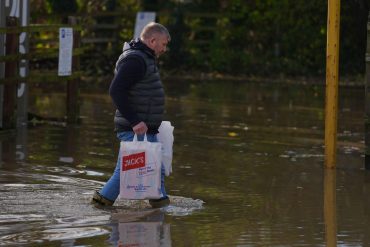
{"left": 0, "top": 80, "right": 368, "bottom": 246}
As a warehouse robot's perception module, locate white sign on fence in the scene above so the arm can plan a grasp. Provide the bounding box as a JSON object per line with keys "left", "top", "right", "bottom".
{"left": 58, "top": 27, "right": 73, "bottom": 76}
{"left": 133, "top": 11, "right": 156, "bottom": 39}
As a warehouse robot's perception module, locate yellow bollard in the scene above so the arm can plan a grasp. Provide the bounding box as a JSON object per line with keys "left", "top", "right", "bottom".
{"left": 324, "top": 0, "right": 341, "bottom": 169}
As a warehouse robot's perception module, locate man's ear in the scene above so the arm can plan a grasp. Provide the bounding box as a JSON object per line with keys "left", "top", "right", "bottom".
{"left": 150, "top": 37, "right": 156, "bottom": 45}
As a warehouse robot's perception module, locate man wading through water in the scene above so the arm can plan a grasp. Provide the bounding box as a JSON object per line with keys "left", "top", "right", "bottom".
{"left": 92, "top": 22, "right": 171, "bottom": 208}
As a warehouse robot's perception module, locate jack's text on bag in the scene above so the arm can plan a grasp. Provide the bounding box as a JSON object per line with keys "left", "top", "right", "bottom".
{"left": 122, "top": 152, "right": 145, "bottom": 171}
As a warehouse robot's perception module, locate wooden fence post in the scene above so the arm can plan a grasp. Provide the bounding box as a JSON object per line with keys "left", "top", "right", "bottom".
{"left": 365, "top": 11, "right": 370, "bottom": 170}
{"left": 3, "top": 17, "right": 18, "bottom": 129}
{"left": 67, "top": 16, "right": 80, "bottom": 124}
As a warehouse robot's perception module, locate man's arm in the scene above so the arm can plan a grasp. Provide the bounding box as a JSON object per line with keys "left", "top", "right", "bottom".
{"left": 109, "top": 56, "right": 147, "bottom": 132}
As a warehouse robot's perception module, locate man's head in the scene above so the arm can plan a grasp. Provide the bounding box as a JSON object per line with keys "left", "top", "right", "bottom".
{"left": 140, "top": 22, "right": 171, "bottom": 58}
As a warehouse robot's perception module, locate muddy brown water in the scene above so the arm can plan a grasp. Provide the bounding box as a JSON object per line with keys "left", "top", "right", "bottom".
{"left": 0, "top": 80, "right": 368, "bottom": 246}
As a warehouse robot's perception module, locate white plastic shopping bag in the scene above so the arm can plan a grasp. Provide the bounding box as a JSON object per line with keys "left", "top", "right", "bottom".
{"left": 157, "top": 121, "right": 174, "bottom": 176}
{"left": 119, "top": 135, "right": 162, "bottom": 200}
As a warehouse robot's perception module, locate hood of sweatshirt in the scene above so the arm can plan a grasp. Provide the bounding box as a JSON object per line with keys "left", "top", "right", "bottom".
{"left": 122, "top": 38, "right": 155, "bottom": 58}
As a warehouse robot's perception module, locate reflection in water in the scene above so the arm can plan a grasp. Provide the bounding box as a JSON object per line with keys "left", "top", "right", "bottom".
{"left": 109, "top": 210, "right": 171, "bottom": 247}
{"left": 16, "top": 125, "right": 27, "bottom": 162}
{"left": 324, "top": 169, "right": 337, "bottom": 247}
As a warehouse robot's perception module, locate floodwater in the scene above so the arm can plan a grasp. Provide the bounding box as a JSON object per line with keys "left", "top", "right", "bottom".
{"left": 0, "top": 80, "right": 368, "bottom": 246}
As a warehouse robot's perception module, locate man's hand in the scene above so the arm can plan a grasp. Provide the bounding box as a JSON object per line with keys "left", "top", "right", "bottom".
{"left": 133, "top": 121, "right": 148, "bottom": 135}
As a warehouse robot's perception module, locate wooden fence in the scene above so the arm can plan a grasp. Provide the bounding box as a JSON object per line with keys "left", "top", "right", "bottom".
{"left": 0, "top": 16, "right": 83, "bottom": 128}
{"left": 0, "top": 9, "right": 136, "bottom": 129}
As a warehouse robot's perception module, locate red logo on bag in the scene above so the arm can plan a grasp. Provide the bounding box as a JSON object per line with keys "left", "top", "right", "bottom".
{"left": 122, "top": 152, "right": 145, "bottom": 171}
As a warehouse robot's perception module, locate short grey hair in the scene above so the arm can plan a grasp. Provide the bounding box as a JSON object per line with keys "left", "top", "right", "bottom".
{"left": 140, "top": 22, "right": 171, "bottom": 41}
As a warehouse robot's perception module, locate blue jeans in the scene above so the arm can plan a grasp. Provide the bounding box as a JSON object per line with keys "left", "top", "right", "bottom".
{"left": 100, "top": 131, "right": 167, "bottom": 201}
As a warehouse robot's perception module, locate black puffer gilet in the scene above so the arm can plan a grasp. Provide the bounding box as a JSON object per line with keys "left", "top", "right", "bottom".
{"left": 114, "top": 42, "right": 165, "bottom": 133}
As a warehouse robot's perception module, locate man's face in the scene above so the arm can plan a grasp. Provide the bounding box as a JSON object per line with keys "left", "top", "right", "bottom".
{"left": 149, "top": 34, "right": 169, "bottom": 58}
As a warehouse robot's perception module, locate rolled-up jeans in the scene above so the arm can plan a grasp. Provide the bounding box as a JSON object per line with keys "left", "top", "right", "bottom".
{"left": 100, "top": 131, "right": 167, "bottom": 201}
